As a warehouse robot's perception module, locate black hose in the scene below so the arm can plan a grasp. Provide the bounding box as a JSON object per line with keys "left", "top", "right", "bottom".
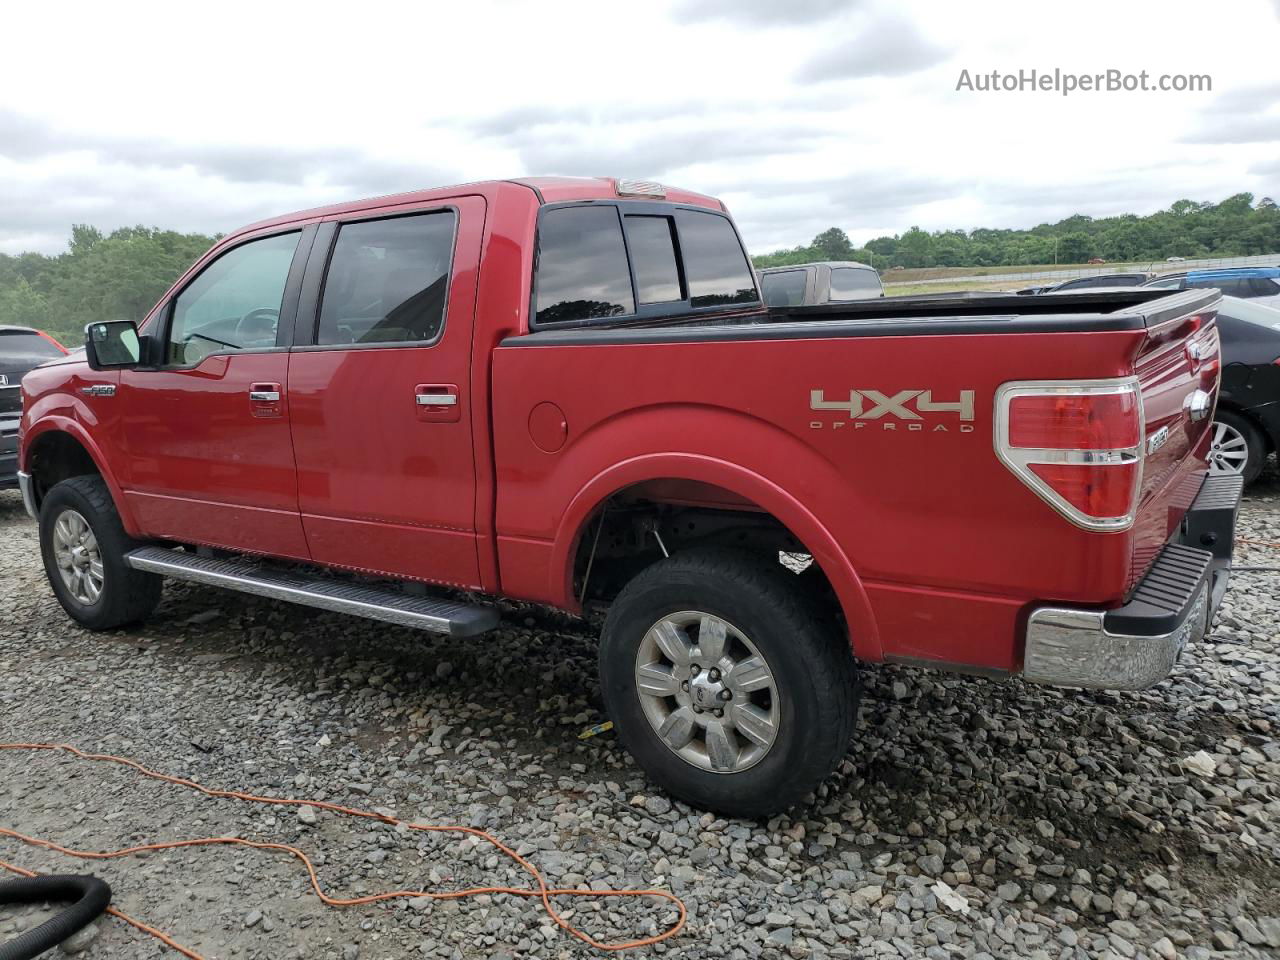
{"left": 0, "top": 875, "right": 111, "bottom": 960}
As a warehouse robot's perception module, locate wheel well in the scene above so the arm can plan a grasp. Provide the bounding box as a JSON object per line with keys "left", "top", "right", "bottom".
{"left": 27, "top": 431, "right": 101, "bottom": 509}
{"left": 572, "top": 479, "right": 843, "bottom": 625}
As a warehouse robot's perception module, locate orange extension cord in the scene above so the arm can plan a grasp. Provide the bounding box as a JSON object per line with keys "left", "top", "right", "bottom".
{"left": 0, "top": 743, "right": 686, "bottom": 957}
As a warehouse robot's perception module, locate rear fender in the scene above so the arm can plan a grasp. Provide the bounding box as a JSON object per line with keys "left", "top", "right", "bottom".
{"left": 551, "top": 452, "right": 882, "bottom": 661}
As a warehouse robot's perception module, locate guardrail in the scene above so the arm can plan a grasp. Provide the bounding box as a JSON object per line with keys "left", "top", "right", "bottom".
{"left": 901, "top": 253, "right": 1280, "bottom": 286}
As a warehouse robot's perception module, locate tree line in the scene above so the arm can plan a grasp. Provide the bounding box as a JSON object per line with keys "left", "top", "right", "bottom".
{"left": 752, "top": 193, "right": 1280, "bottom": 272}
{"left": 0, "top": 225, "right": 216, "bottom": 345}
{"left": 2, "top": 193, "right": 1278, "bottom": 346}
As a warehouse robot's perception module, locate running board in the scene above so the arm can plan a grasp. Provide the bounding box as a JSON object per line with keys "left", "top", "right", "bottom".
{"left": 125, "top": 547, "right": 498, "bottom": 637}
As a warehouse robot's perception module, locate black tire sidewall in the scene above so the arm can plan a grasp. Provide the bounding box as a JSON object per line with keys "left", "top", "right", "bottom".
{"left": 38, "top": 479, "right": 136, "bottom": 629}
{"left": 601, "top": 559, "right": 851, "bottom": 816}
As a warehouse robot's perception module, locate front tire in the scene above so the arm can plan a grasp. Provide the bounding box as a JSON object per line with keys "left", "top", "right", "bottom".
{"left": 39, "top": 475, "right": 163, "bottom": 630}
{"left": 600, "top": 549, "right": 859, "bottom": 818}
{"left": 1210, "top": 410, "right": 1266, "bottom": 485}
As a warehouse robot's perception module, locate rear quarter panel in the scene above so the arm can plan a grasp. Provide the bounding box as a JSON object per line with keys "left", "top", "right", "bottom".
{"left": 491, "top": 327, "right": 1156, "bottom": 671}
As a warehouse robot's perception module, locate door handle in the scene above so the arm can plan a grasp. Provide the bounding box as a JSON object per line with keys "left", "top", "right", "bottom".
{"left": 415, "top": 384, "right": 460, "bottom": 423}
{"left": 249, "top": 382, "right": 283, "bottom": 419}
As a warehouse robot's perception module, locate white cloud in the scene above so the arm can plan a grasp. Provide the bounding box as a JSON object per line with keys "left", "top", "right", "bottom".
{"left": 1, "top": 0, "right": 1278, "bottom": 255}
{"left": 795, "top": 14, "right": 949, "bottom": 82}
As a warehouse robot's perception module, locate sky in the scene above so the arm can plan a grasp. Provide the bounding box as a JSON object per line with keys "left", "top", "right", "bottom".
{"left": 1, "top": 0, "right": 1278, "bottom": 256}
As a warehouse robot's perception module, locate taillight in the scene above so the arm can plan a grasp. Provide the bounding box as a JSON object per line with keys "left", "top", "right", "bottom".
{"left": 995, "top": 378, "right": 1143, "bottom": 531}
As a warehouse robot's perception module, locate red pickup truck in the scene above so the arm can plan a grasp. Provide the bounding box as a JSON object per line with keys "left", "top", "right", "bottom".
{"left": 18, "top": 177, "right": 1239, "bottom": 816}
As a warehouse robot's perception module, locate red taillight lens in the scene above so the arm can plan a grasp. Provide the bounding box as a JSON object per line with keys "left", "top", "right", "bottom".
{"left": 996, "top": 379, "right": 1143, "bottom": 530}
{"left": 1028, "top": 462, "right": 1139, "bottom": 519}
{"left": 1008, "top": 392, "right": 1140, "bottom": 450}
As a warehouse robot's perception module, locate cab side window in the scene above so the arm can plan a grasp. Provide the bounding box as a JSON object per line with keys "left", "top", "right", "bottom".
{"left": 317, "top": 212, "right": 457, "bottom": 346}
{"left": 168, "top": 232, "right": 300, "bottom": 365}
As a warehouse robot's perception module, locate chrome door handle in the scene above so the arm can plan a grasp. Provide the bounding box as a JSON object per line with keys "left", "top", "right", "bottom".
{"left": 249, "top": 390, "right": 281, "bottom": 402}
{"left": 415, "top": 393, "right": 457, "bottom": 406}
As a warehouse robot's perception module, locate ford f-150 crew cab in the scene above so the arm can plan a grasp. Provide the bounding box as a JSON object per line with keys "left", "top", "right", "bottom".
{"left": 17, "top": 177, "right": 1240, "bottom": 817}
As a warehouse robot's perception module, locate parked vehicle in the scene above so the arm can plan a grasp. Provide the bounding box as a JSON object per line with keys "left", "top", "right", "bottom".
{"left": 18, "top": 177, "right": 1238, "bottom": 816}
{"left": 1050, "top": 273, "right": 1153, "bottom": 292}
{"left": 1210, "top": 297, "right": 1280, "bottom": 483}
{"left": 1144, "top": 267, "right": 1280, "bottom": 307}
{"left": 1, "top": 326, "right": 66, "bottom": 487}
{"left": 759, "top": 261, "right": 884, "bottom": 307}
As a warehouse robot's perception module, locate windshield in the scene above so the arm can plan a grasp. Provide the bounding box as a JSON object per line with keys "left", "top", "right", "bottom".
{"left": 1221, "top": 297, "right": 1280, "bottom": 330}
{"left": 761, "top": 270, "right": 807, "bottom": 306}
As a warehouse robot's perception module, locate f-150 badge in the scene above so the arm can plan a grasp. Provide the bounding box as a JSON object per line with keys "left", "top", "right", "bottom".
{"left": 809, "top": 389, "right": 976, "bottom": 432}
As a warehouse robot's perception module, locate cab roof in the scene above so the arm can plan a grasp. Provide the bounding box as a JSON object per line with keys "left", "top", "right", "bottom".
{"left": 230, "top": 177, "right": 724, "bottom": 241}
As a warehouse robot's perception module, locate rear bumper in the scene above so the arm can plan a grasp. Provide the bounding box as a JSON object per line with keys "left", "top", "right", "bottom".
{"left": 1022, "top": 474, "right": 1241, "bottom": 690}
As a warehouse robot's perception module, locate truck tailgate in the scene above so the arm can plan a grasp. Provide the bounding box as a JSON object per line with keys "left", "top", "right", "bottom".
{"left": 1128, "top": 293, "right": 1222, "bottom": 589}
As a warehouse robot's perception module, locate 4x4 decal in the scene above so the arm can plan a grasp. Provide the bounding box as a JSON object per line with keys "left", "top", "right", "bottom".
{"left": 809, "top": 389, "right": 976, "bottom": 432}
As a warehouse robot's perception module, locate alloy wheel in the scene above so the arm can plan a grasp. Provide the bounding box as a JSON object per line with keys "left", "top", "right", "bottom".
{"left": 634, "top": 610, "right": 780, "bottom": 774}
{"left": 52, "top": 508, "right": 104, "bottom": 605}
{"left": 1208, "top": 420, "right": 1249, "bottom": 476}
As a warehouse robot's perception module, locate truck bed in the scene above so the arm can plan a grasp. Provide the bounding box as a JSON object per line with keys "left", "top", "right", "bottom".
{"left": 514, "top": 288, "right": 1217, "bottom": 345}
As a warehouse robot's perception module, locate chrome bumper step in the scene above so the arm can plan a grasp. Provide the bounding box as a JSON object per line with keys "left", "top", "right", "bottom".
{"left": 125, "top": 547, "right": 498, "bottom": 637}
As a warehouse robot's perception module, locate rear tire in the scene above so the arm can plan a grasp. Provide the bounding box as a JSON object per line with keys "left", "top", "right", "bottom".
{"left": 600, "top": 549, "right": 858, "bottom": 818}
{"left": 1210, "top": 410, "right": 1265, "bottom": 485}
{"left": 38, "top": 475, "right": 162, "bottom": 630}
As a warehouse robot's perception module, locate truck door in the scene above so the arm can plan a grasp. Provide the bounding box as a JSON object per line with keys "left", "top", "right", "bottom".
{"left": 117, "top": 227, "right": 314, "bottom": 558}
{"left": 285, "top": 197, "right": 486, "bottom": 588}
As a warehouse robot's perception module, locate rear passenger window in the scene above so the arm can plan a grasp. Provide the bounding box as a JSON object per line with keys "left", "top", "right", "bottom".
{"left": 829, "top": 267, "right": 882, "bottom": 301}
{"left": 1252, "top": 278, "right": 1280, "bottom": 296}
{"left": 317, "top": 212, "right": 456, "bottom": 346}
{"left": 625, "top": 216, "right": 681, "bottom": 304}
{"left": 675, "top": 211, "right": 758, "bottom": 308}
{"left": 536, "top": 206, "right": 635, "bottom": 324}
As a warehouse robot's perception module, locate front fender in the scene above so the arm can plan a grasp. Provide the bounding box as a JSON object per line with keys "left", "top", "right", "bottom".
{"left": 21, "top": 405, "right": 140, "bottom": 538}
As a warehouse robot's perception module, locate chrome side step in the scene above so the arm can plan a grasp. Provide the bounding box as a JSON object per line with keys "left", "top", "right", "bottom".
{"left": 125, "top": 547, "right": 498, "bottom": 637}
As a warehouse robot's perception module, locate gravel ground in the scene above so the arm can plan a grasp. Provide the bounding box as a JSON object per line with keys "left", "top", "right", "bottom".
{"left": 1, "top": 480, "right": 1278, "bottom": 960}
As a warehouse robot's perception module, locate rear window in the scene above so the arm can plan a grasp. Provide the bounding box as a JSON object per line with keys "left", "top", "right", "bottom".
{"left": 1192, "top": 277, "right": 1257, "bottom": 297}
{"left": 318, "top": 212, "right": 456, "bottom": 346}
{"left": 535, "top": 206, "right": 635, "bottom": 325}
{"left": 625, "top": 215, "right": 681, "bottom": 304}
{"left": 761, "top": 270, "right": 807, "bottom": 307}
{"left": 676, "top": 210, "right": 758, "bottom": 308}
{"left": 828, "top": 267, "right": 882, "bottom": 301}
{"left": 0, "top": 331, "right": 64, "bottom": 363}
{"left": 533, "top": 203, "right": 759, "bottom": 326}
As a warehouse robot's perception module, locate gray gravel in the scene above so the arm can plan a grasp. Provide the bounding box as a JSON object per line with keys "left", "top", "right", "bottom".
{"left": 1, "top": 480, "right": 1278, "bottom": 959}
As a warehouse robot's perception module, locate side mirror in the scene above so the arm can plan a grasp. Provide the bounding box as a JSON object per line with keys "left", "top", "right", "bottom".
{"left": 85, "top": 320, "right": 141, "bottom": 370}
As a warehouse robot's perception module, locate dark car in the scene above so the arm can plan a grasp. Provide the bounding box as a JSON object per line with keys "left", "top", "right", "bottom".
{"left": 1211, "top": 297, "right": 1280, "bottom": 483}
{"left": 1020, "top": 273, "right": 1152, "bottom": 295}
{"left": 1052, "top": 272, "right": 1152, "bottom": 291}
{"left": 1, "top": 326, "right": 67, "bottom": 486}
